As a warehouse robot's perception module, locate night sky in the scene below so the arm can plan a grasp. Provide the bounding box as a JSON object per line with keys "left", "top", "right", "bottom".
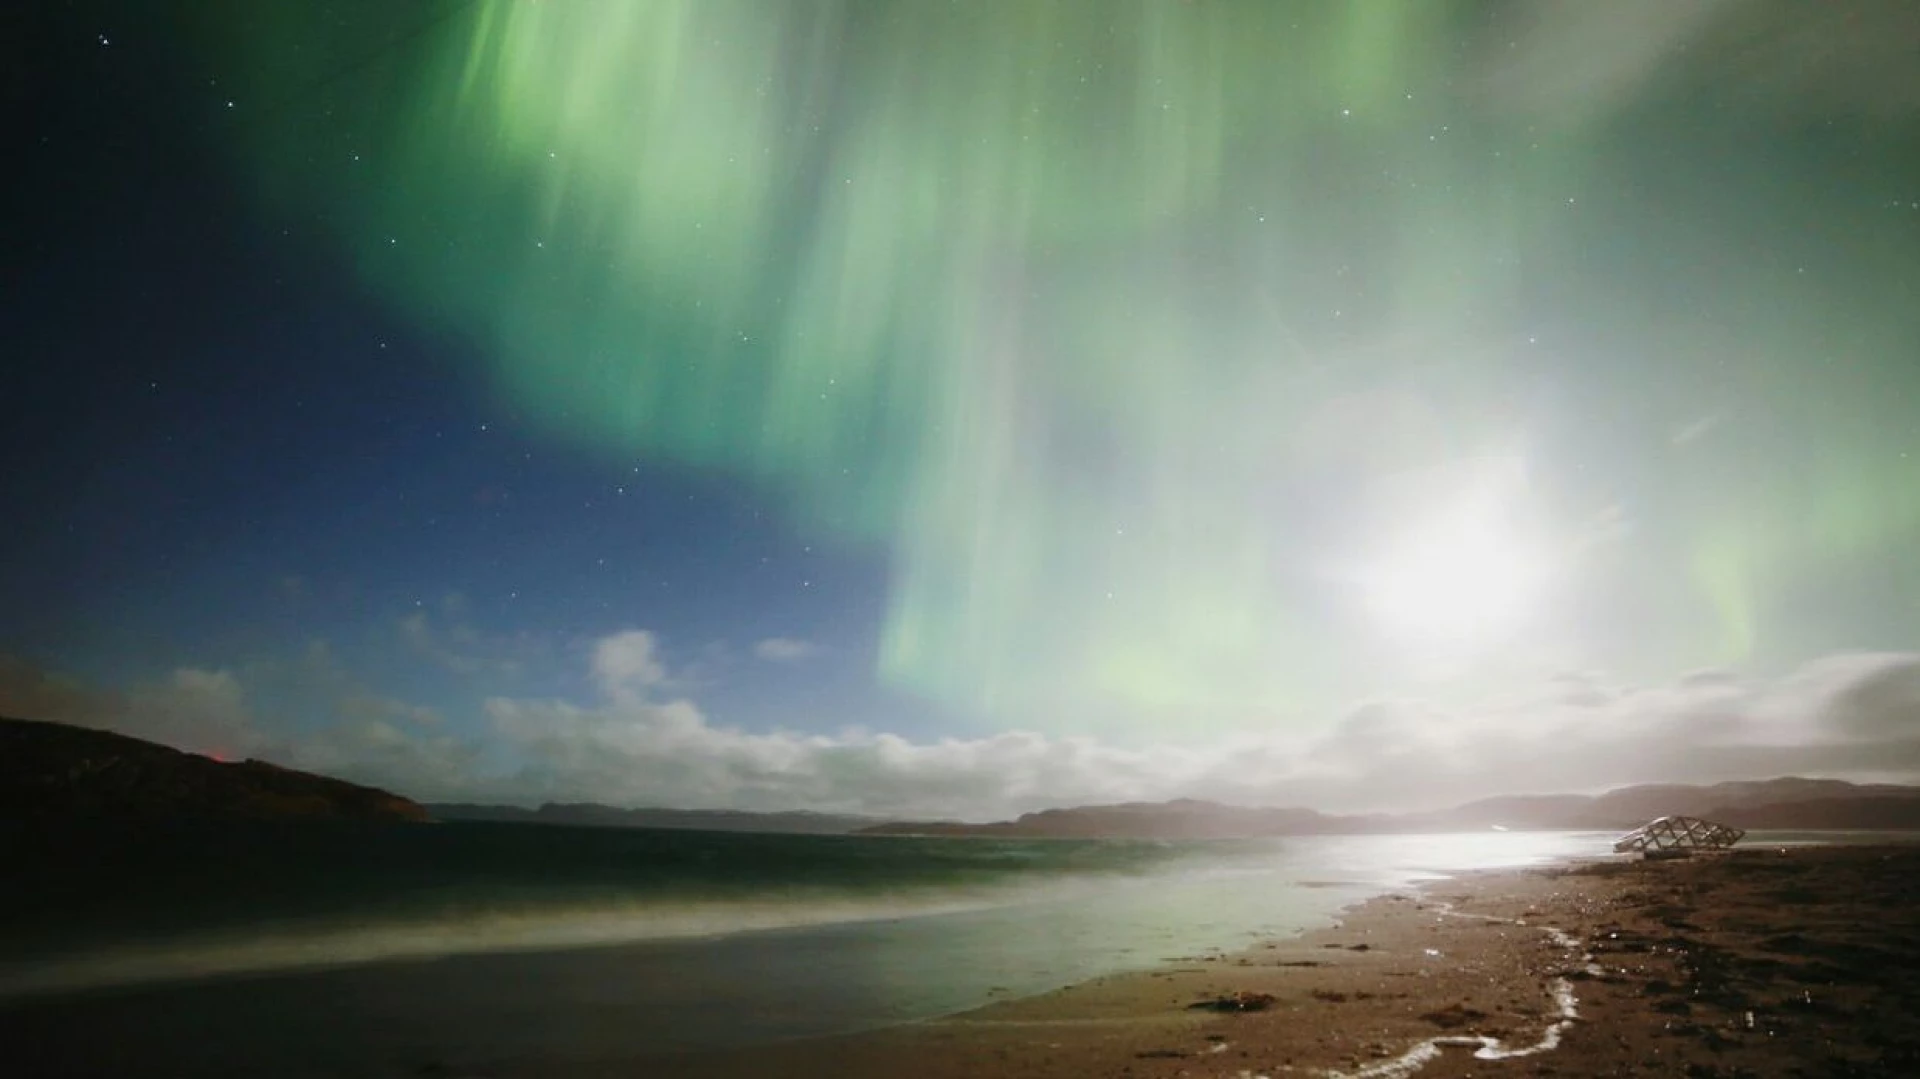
{"left": 5, "top": 1, "right": 1920, "bottom": 817}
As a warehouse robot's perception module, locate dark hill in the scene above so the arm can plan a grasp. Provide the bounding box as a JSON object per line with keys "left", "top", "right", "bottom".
{"left": 862, "top": 799, "right": 1353, "bottom": 839}
{"left": 0, "top": 716, "right": 428, "bottom": 823}
{"left": 1436, "top": 779, "right": 1920, "bottom": 830}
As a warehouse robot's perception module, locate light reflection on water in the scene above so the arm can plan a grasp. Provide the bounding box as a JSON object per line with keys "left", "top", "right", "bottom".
{"left": 0, "top": 830, "right": 1639, "bottom": 1072}
{"left": 910, "top": 830, "right": 1616, "bottom": 1006}
{"left": 5, "top": 829, "right": 1905, "bottom": 1073}
{"left": 4, "top": 831, "right": 1614, "bottom": 1010}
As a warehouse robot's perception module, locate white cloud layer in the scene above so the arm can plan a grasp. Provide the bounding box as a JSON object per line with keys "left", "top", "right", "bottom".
{"left": 591, "top": 630, "right": 668, "bottom": 698}
{"left": 5, "top": 639, "right": 1920, "bottom": 820}
{"left": 753, "top": 637, "right": 821, "bottom": 663}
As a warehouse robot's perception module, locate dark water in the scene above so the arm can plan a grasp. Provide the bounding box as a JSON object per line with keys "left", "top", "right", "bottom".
{"left": 0, "top": 822, "right": 1612, "bottom": 1076}
{"left": 0, "top": 822, "right": 1615, "bottom": 991}
{"left": 1, "top": 820, "right": 1292, "bottom": 985}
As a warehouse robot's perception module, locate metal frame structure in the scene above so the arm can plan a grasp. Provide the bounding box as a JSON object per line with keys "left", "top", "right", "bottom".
{"left": 1612, "top": 815, "right": 1745, "bottom": 855}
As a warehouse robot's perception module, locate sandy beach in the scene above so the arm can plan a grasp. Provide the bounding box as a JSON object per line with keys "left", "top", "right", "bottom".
{"left": 638, "top": 844, "right": 1920, "bottom": 1079}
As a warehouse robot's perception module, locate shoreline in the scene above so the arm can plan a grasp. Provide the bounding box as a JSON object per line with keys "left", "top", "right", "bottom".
{"left": 639, "top": 844, "right": 1920, "bottom": 1078}
{"left": 8, "top": 842, "right": 1919, "bottom": 1076}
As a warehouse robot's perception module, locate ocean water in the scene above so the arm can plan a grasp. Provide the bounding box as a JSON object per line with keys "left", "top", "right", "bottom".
{"left": 0, "top": 822, "right": 1615, "bottom": 1074}
{"left": 0, "top": 822, "right": 1608, "bottom": 995}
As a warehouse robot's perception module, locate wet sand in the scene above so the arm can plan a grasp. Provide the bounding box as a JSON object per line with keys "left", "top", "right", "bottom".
{"left": 644, "top": 844, "right": 1920, "bottom": 1078}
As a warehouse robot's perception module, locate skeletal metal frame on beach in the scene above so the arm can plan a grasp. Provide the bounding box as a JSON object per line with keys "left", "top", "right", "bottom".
{"left": 1612, "top": 815, "right": 1746, "bottom": 854}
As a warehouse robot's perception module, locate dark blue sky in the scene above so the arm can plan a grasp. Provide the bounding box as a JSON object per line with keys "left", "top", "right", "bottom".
{"left": 3, "top": 1, "right": 944, "bottom": 756}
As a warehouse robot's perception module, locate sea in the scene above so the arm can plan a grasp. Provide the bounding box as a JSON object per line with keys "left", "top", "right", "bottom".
{"left": 0, "top": 821, "right": 1851, "bottom": 1076}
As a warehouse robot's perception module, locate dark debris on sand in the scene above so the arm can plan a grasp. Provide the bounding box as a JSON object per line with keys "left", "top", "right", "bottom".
{"left": 1555, "top": 846, "right": 1920, "bottom": 1077}
{"left": 1186, "top": 990, "right": 1278, "bottom": 1013}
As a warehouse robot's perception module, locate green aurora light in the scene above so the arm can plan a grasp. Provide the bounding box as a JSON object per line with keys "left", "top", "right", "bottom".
{"left": 203, "top": 1, "right": 1920, "bottom": 735}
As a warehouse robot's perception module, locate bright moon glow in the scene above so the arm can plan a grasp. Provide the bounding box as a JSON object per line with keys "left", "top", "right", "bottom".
{"left": 1364, "top": 502, "right": 1544, "bottom": 645}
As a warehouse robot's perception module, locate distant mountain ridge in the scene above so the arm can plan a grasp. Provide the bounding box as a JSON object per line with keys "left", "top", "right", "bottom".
{"left": 428, "top": 801, "right": 886, "bottom": 834}
{"left": 0, "top": 716, "right": 428, "bottom": 823}
{"left": 1428, "top": 777, "right": 1920, "bottom": 831}
{"left": 861, "top": 778, "right": 1920, "bottom": 839}
{"left": 857, "top": 798, "right": 1374, "bottom": 839}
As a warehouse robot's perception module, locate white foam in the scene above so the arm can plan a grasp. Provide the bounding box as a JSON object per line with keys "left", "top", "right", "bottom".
{"left": 1319, "top": 899, "right": 1587, "bottom": 1078}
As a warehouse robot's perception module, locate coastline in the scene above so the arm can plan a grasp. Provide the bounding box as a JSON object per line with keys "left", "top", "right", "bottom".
{"left": 7, "top": 842, "right": 1918, "bottom": 1076}
{"left": 641, "top": 844, "right": 1920, "bottom": 1078}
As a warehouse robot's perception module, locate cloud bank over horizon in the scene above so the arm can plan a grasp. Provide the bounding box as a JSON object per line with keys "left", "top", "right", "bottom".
{"left": 4, "top": 635, "right": 1918, "bottom": 821}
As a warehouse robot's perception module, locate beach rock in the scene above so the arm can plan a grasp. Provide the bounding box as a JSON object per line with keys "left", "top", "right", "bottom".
{"left": 1188, "top": 991, "right": 1278, "bottom": 1013}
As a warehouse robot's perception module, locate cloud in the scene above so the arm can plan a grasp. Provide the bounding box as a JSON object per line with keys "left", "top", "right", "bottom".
{"left": 1752, "top": 652, "right": 1920, "bottom": 742}
{"left": 9, "top": 641, "right": 1920, "bottom": 819}
{"left": 456, "top": 637, "right": 1920, "bottom": 818}
{"left": 1283, "top": 656, "right": 1920, "bottom": 811}
{"left": 0, "top": 651, "right": 466, "bottom": 795}
{"left": 397, "top": 611, "right": 548, "bottom": 678}
{"left": 753, "top": 637, "right": 821, "bottom": 663}
{"left": 483, "top": 694, "right": 1209, "bottom": 819}
{"left": 591, "top": 629, "right": 668, "bottom": 697}
{"left": 399, "top": 611, "right": 482, "bottom": 674}
{"left": 288, "top": 715, "right": 479, "bottom": 802}
{"left": 121, "top": 669, "right": 262, "bottom": 759}
{"left": 0, "top": 655, "right": 259, "bottom": 758}
{"left": 470, "top": 643, "right": 1920, "bottom": 818}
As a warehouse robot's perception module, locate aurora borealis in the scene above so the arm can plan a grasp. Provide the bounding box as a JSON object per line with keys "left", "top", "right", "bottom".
{"left": 6, "top": 1, "right": 1920, "bottom": 809}
{"left": 200, "top": 0, "right": 1919, "bottom": 730}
